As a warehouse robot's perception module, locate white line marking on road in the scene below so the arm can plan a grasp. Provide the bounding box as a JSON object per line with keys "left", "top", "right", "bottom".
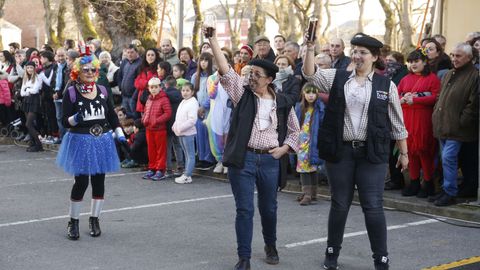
{"left": 0, "top": 157, "right": 56, "bottom": 164}
{"left": 0, "top": 171, "right": 145, "bottom": 188}
{"left": 0, "top": 194, "right": 233, "bottom": 228}
{"left": 285, "top": 218, "right": 441, "bottom": 248}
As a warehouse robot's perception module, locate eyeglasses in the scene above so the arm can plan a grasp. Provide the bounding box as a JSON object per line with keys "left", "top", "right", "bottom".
{"left": 82, "top": 67, "right": 97, "bottom": 73}
{"left": 249, "top": 71, "right": 268, "bottom": 79}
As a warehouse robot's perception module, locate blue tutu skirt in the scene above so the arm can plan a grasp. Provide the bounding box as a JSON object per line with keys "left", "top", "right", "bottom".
{"left": 56, "top": 131, "right": 120, "bottom": 176}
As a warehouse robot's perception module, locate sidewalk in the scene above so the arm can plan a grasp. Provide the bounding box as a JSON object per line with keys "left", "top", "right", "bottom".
{"left": 2, "top": 136, "right": 479, "bottom": 223}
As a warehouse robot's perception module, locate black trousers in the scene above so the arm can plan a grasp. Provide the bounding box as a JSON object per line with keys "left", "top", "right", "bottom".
{"left": 325, "top": 145, "right": 388, "bottom": 259}
{"left": 71, "top": 174, "right": 105, "bottom": 201}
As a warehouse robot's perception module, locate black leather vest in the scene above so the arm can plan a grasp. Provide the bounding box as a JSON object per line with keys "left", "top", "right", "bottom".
{"left": 317, "top": 70, "right": 391, "bottom": 163}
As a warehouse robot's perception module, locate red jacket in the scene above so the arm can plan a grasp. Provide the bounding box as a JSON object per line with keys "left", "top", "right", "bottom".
{"left": 142, "top": 91, "right": 172, "bottom": 131}
{"left": 134, "top": 69, "right": 156, "bottom": 113}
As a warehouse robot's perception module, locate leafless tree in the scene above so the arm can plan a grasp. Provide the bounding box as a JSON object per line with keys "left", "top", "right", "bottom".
{"left": 219, "top": 0, "right": 246, "bottom": 50}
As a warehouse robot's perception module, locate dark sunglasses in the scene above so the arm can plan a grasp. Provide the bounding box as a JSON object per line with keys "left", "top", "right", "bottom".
{"left": 82, "top": 67, "right": 98, "bottom": 73}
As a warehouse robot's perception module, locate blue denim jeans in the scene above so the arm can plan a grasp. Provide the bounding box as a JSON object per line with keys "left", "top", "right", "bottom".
{"left": 440, "top": 139, "right": 462, "bottom": 196}
{"left": 228, "top": 151, "right": 280, "bottom": 259}
{"left": 54, "top": 101, "right": 65, "bottom": 139}
{"left": 179, "top": 135, "right": 195, "bottom": 177}
{"left": 121, "top": 96, "right": 135, "bottom": 117}
{"left": 167, "top": 134, "right": 185, "bottom": 170}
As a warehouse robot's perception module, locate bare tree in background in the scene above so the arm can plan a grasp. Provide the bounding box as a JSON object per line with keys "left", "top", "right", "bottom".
{"left": 72, "top": 0, "right": 98, "bottom": 40}
{"left": 396, "top": 0, "right": 415, "bottom": 53}
{"left": 267, "top": 0, "right": 293, "bottom": 40}
{"left": 321, "top": 0, "right": 331, "bottom": 41}
{"left": 57, "top": 0, "right": 67, "bottom": 45}
{"left": 43, "top": 0, "right": 59, "bottom": 47}
{"left": 313, "top": 0, "right": 324, "bottom": 45}
{"left": 192, "top": 0, "right": 202, "bottom": 55}
{"left": 357, "top": 0, "right": 366, "bottom": 33}
{"left": 379, "top": 0, "right": 395, "bottom": 47}
{"left": 89, "top": 0, "right": 157, "bottom": 59}
{"left": 220, "top": 0, "right": 246, "bottom": 50}
{"left": 293, "top": 0, "right": 314, "bottom": 42}
{"left": 248, "top": 0, "right": 265, "bottom": 44}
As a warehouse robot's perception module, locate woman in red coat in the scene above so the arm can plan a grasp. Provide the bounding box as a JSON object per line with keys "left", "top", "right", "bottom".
{"left": 398, "top": 48, "right": 441, "bottom": 198}
{"left": 134, "top": 48, "right": 160, "bottom": 114}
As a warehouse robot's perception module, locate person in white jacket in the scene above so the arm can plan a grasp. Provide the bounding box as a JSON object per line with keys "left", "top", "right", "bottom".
{"left": 20, "top": 61, "right": 43, "bottom": 152}
{"left": 172, "top": 82, "right": 199, "bottom": 184}
{"left": 98, "top": 51, "right": 120, "bottom": 95}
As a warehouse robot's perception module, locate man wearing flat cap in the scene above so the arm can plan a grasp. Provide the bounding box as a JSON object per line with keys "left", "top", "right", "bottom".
{"left": 204, "top": 26, "right": 300, "bottom": 270}
{"left": 253, "top": 35, "right": 277, "bottom": 63}
{"left": 303, "top": 32, "right": 408, "bottom": 270}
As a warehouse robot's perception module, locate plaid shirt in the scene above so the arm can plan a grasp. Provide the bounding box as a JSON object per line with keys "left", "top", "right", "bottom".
{"left": 303, "top": 68, "right": 408, "bottom": 141}
{"left": 220, "top": 68, "right": 300, "bottom": 152}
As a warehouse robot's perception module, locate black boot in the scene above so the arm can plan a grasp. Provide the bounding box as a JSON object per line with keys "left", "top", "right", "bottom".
{"left": 264, "top": 245, "right": 279, "bottom": 265}
{"left": 402, "top": 179, "right": 420, "bottom": 196}
{"left": 417, "top": 180, "right": 435, "bottom": 198}
{"left": 323, "top": 247, "right": 339, "bottom": 270}
{"left": 234, "top": 258, "right": 250, "bottom": 270}
{"left": 89, "top": 216, "right": 101, "bottom": 237}
{"left": 67, "top": 218, "right": 79, "bottom": 240}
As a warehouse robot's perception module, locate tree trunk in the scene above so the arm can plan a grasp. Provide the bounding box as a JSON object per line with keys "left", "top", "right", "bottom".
{"left": 379, "top": 0, "right": 395, "bottom": 48}
{"left": 42, "top": 0, "right": 59, "bottom": 47}
{"left": 0, "top": 0, "right": 6, "bottom": 50}
{"left": 248, "top": 0, "right": 265, "bottom": 44}
{"left": 191, "top": 0, "right": 202, "bottom": 55}
{"left": 73, "top": 0, "right": 98, "bottom": 40}
{"left": 313, "top": 0, "right": 323, "bottom": 45}
{"left": 89, "top": 0, "right": 157, "bottom": 60}
{"left": 357, "top": 0, "right": 365, "bottom": 33}
{"left": 220, "top": 0, "right": 245, "bottom": 50}
{"left": 322, "top": 0, "right": 331, "bottom": 40}
{"left": 398, "top": 0, "right": 415, "bottom": 53}
{"left": 56, "top": 0, "right": 66, "bottom": 45}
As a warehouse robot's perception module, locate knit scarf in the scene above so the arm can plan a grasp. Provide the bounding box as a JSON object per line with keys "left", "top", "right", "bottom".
{"left": 272, "top": 66, "right": 293, "bottom": 92}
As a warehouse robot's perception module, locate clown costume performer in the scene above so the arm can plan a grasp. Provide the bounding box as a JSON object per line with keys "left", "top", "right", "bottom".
{"left": 56, "top": 47, "right": 126, "bottom": 240}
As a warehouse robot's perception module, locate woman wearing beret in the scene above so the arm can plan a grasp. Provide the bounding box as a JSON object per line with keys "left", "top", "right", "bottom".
{"left": 56, "top": 47, "right": 126, "bottom": 240}
{"left": 303, "top": 33, "right": 409, "bottom": 270}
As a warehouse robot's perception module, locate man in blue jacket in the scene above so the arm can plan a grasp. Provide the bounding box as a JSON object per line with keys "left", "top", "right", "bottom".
{"left": 117, "top": 44, "right": 141, "bottom": 117}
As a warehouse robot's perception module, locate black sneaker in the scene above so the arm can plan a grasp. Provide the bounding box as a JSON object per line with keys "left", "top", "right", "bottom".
{"left": 323, "top": 247, "right": 339, "bottom": 270}
{"left": 374, "top": 256, "right": 389, "bottom": 270}
{"left": 434, "top": 193, "right": 456, "bottom": 207}
{"left": 384, "top": 180, "right": 402, "bottom": 190}
{"left": 428, "top": 190, "right": 445, "bottom": 202}
{"left": 264, "top": 245, "right": 279, "bottom": 265}
{"left": 196, "top": 161, "right": 214, "bottom": 171}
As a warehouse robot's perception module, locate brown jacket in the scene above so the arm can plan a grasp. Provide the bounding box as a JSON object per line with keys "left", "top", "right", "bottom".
{"left": 432, "top": 63, "right": 479, "bottom": 142}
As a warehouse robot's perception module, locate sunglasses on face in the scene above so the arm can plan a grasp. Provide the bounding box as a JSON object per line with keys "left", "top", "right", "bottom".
{"left": 82, "top": 67, "right": 98, "bottom": 73}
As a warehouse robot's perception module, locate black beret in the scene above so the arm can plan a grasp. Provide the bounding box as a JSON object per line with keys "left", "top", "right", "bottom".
{"left": 350, "top": 33, "right": 383, "bottom": 48}
{"left": 248, "top": 59, "right": 279, "bottom": 79}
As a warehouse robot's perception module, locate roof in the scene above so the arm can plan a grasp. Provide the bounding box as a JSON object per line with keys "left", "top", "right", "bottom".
{"left": 0, "top": 19, "right": 21, "bottom": 31}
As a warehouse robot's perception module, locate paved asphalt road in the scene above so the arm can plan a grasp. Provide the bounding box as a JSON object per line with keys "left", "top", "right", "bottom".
{"left": 0, "top": 144, "right": 479, "bottom": 270}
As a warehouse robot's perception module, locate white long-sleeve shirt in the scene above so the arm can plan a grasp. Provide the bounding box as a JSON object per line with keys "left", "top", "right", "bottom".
{"left": 20, "top": 77, "right": 42, "bottom": 97}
